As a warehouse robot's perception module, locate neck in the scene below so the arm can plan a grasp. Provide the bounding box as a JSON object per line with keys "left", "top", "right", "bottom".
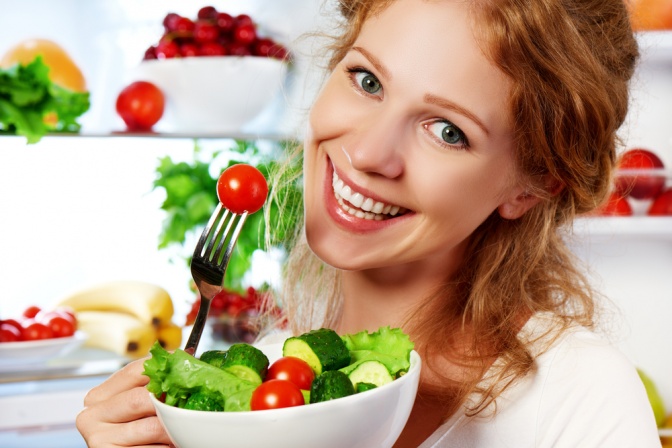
{"left": 336, "top": 255, "right": 461, "bottom": 334}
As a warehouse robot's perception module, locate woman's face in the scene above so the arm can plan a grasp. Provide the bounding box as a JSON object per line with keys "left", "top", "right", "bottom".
{"left": 304, "top": 0, "right": 528, "bottom": 272}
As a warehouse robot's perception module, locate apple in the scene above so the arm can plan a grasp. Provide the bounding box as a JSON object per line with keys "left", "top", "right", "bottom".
{"left": 647, "top": 188, "right": 672, "bottom": 216}
{"left": 637, "top": 369, "right": 666, "bottom": 427}
{"left": 614, "top": 148, "right": 666, "bottom": 200}
{"left": 593, "top": 191, "right": 633, "bottom": 217}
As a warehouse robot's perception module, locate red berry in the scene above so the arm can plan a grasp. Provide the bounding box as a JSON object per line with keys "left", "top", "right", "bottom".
{"left": 198, "top": 42, "right": 227, "bottom": 56}
{"left": 180, "top": 42, "right": 199, "bottom": 57}
{"left": 143, "top": 46, "right": 158, "bottom": 60}
{"left": 216, "top": 12, "right": 235, "bottom": 33}
{"left": 235, "top": 14, "right": 254, "bottom": 28}
{"left": 197, "top": 6, "right": 218, "bottom": 20}
{"left": 156, "top": 40, "right": 180, "bottom": 59}
{"left": 194, "top": 20, "right": 219, "bottom": 43}
{"left": 234, "top": 23, "right": 257, "bottom": 45}
{"left": 163, "top": 13, "right": 181, "bottom": 32}
{"left": 228, "top": 42, "right": 252, "bottom": 57}
{"left": 253, "top": 38, "right": 275, "bottom": 57}
{"left": 175, "top": 17, "right": 195, "bottom": 34}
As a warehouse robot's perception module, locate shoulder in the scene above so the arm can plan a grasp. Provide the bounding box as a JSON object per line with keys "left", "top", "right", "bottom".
{"left": 527, "top": 318, "right": 660, "bottom": 447}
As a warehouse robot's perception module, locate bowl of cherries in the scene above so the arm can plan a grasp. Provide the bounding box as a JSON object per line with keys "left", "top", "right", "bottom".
{"left": 133, "top": 6, "right": 290, "bottom": 134}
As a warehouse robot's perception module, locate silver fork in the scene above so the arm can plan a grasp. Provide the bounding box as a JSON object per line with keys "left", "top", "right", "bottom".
{"left": 184, "top": 203, "right": 248, "bottom": 355}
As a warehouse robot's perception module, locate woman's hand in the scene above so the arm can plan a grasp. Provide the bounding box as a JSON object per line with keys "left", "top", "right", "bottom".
{"left": 76, "top": 358, "right": 173, "bottom": 447}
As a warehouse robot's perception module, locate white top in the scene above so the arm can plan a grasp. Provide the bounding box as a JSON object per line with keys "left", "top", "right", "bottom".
{"left": 419, "top": 314, "right": 661, "bottom": 447}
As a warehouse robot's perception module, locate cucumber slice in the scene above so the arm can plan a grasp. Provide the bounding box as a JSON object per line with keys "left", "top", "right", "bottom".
{"left": 310, "top": 370, "right": 355, "bottom": 403}
{"left": 346, "top": 360, "right": 393, "bottom": 388}
{"left": 200, "top": 343, "right": 269, "bottom": 385}
{"left": 283, "top": 328, "right": 350, "bottom": 375}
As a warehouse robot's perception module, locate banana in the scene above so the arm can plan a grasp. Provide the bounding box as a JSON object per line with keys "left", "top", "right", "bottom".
{"left": 77, "top": 310, "right": 157, "bottom": 358}
{"left": 58, "top": 280, "right": 174, "bottom": 327}
{"left": 156, "top": 321, "right": 182, "bottom": 351}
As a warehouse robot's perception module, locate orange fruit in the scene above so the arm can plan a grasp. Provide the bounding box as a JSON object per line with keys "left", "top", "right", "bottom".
{"left": 0, "top": 38, "right": 87, "bottom": 92}
{"left": 628, "top": 0, "right": 672, "bottom": 31}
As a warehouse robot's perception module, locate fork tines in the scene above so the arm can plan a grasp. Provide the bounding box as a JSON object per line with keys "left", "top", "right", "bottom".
{"left": 194, "top": 203, "right": 248, "bottom": 266}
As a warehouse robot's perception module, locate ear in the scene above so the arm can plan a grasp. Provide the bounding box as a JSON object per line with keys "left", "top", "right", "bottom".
{"left": 497, "top": 187, "right": 543, "bottom": 220}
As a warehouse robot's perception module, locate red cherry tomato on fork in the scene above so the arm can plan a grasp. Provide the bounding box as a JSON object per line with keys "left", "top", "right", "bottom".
{"left": 250, "top": 379, "right": 305, "bottom": 411}
{"left": 216, "top": 164, "right": 269, "bottom": 214}
{"left": 266, "top": 357, "right": 315, "bottom": 390}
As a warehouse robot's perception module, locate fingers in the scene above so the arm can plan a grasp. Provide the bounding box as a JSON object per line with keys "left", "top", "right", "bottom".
{"left": 84, "top": 358, "right": 149, "bottom": 406}
{"left": 77, "top": 385, "right": 173, "bottom": 447}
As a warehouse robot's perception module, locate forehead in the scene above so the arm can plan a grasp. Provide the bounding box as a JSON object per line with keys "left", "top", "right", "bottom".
{"left": 352, "top": 0, "right": 512, "bottom": 134}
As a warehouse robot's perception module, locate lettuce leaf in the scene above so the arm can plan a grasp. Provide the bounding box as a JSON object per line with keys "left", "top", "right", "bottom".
{"left": 0, "top": 56, "right": 89, "bottom": 143}
{"left": 340, "top": 326, "right": 414, "bottom": 375}
{"left": 143, "top": 342, "right": 257, "bottom": 412}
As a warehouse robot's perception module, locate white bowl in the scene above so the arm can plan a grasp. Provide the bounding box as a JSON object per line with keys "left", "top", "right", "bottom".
{"left": 151, "top": 342, "right": 421, "bottom": 448}
{"left": 0, "top": 331, "right": 87, "bottom": 368}
{"left": 134, "top": 56, "right": 288, "bottom": 134}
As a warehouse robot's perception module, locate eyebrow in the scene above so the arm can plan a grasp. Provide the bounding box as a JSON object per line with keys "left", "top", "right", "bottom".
{"left": 424, "top": 94, "right": 490, "bottom": 136}
{"left": 351, "top": 46, "right": 391, "bottom": 80}
{"left": 352, "top": 45, "right": 490, "bottom": 136}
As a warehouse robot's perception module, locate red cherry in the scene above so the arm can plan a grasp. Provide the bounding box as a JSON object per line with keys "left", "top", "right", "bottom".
{"left": 197, "top": 6, "right": 218, "bottom": 20}
{"left": 194, "top": 20, "right": 219, "bottom": 43}
{"left": 253, "top": 38, "right": 275, "bottom": 57}
{"left": 233, "top": 23, "right": 257, "bottom": 45}
{"left": 216, "top": 12, "right": 235, "bottom": 33}
{"left": 235, "top": 14, "right": 254, "bottom": 28}
{"left": 198, "top": 42, "right": 227, "bottom": 56}
{"left": 180, "top": 43, "right": 199, "bottom": 57}
{"left": 163, "top": 13, "right": 181, "bottom": 32}
{"left": 156, "top": 40, "right": 180, "bottom": 59}
{"left": 143, "top": 46, "right": 158, "bottom": 60}
{"left": 228, "top": 42, "right": 252, "bottom": 57}
{"left": 175, "top": 17, "right": 195, "bottom": 34}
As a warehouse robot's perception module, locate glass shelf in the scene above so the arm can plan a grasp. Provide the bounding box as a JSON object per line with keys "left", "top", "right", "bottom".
{"left": 573, "top": 216, "right": 672, "bottom": 241}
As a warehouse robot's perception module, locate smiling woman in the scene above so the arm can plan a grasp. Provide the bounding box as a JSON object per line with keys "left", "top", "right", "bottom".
{"left": 75, "top": 0, "right": 660, "bottom": 447}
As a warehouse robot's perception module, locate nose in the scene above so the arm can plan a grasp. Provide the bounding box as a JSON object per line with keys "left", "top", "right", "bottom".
{"left": 347, "top": 109, "right": 405, "bottom": 179}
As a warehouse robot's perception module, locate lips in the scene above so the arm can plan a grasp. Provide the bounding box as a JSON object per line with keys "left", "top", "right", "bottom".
{"left": 331, "top": 170, "right": 408, "bottom": 221}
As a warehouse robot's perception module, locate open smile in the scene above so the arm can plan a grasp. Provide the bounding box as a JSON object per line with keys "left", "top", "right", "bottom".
{"left": 331, "top": 170, "right": 409, "bottom": 221}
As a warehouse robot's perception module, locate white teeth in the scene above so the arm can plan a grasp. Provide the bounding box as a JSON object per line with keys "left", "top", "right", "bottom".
{"left": 371, "top": 201, "right": 384, "bottom": 214}
{"left": 332, "top": 170, "right": 406, "bottom": 220}
{"left": 350, "top": 192, "right": 364, "bottom": 208}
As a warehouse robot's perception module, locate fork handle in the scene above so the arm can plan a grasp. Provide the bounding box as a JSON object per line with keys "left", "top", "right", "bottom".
{"left": 184, "top": 297, "right": 212, "bottom": 355}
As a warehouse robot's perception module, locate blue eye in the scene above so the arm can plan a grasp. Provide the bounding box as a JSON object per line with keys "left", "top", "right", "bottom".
{"left": 353, "top": 70, "right": 382, "bottom": 95}
{"left": 426, "top": 120, "right": 468, "bottom": 147}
